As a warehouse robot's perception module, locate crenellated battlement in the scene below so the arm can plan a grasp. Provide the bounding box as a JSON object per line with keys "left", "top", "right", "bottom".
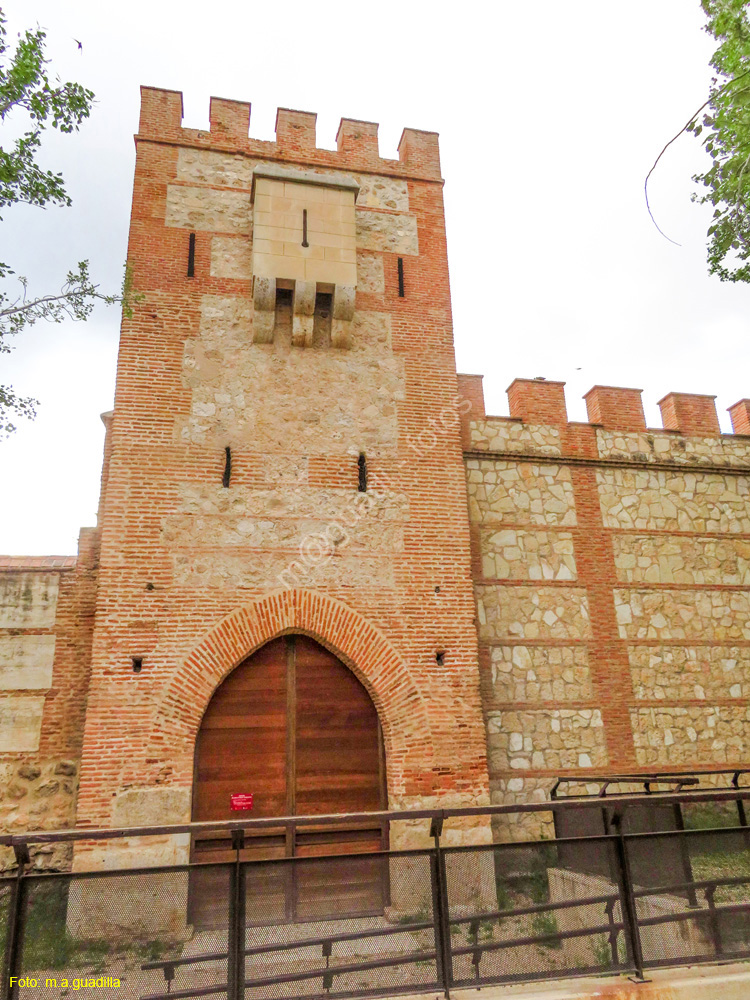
{"left": 729, "top": 399, "right": 750, "bottom": 434}
{"left": 137, "top": 86, "right": 442, "bottom": 180}
{"left": 461, "top": 376, "right": 750, "bottom": 444}
{"left": 509, "top": 378, "right": 750, "bottom": 437}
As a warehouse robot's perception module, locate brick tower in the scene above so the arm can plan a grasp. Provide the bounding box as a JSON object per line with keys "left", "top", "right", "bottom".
{"left": 73, "top": 88, "right": 490, "bottom": 865}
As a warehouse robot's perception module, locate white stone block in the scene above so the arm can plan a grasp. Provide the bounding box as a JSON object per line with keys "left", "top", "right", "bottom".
{"left": 0, "top": 635, "right": 55, "bottom": 690}
{"left": 0, "top": 572, "right": 59, "bottom": 628}
{"left": 0, "top": 695, "right": 45, "bottom": 751}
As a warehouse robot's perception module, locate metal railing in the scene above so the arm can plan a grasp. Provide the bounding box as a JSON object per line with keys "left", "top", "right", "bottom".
{"left": 1, "top": 785, "right": 750, "bottom": 1000}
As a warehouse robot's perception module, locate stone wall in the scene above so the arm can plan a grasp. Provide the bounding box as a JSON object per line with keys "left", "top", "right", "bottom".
{"left": 0, "top": 549, "right": 97, "bottom": 867}
{"left": 466, "top": 460, "right": 576, "bottom": 527}
{"left": 161, "top": 137, "right": 417, "bottom": 606}
{"left": 487, "top": 708, "right": 607, "bottom": 771}
{"left": 487, "top": 646, "right": 593, "bottom": 703}
{"left": 631, "top": 706, "right": 750, "bottom": 765}
{"left": 479, "top": 528, "right": 577, "bottom": 581}
{"left": 0, "top": 760, "right": 79, "bottom": 871}
{"left": 596, "top": 427, "right": 750, "bottom": 467}
{"left": 489, "top": 776, "right": 555, "bottom": 842}
{"left": 476, "top": 585, "right": 591, "bottom": 642}
{"left": 177, "top": 296, "right": 402, "bottom": 451}
{"left": 612, "top": 534, "right": 750, "bottom": 586}
{"left": 597, "top": 468, "right": 750, "bottom": 533}
{"left": 629, "top": 645, "right": 750, "bottom": 701}
{"left": 467, "top": 379, "right": 750, "bottom": 841}
{"left": 614, "top": 589, "right": 750, "bottom": 641}
{"left": 0, "top": 569, "right": 62, "bottom": 756}
{"left": 468, "top": 418, "right": 562, "bottom": 457}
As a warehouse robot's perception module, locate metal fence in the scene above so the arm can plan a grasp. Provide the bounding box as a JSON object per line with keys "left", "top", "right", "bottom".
{"left": 1, "top": 788, "right": 750, "bottom": 1000}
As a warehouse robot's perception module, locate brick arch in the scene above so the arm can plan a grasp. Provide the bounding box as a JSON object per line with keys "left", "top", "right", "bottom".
{"left": 151, "top": 589, "right": 433, "bottom": 799}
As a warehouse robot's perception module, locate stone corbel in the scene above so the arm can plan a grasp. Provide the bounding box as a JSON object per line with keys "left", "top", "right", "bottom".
{"left": 292, "top": 280, "right": 316, "bottom": 348}
{"left": 331, "top": 284, "right": 356, "bottom": 349}
{"left": 252, "top": 276, "right": 276, "bottom": 344}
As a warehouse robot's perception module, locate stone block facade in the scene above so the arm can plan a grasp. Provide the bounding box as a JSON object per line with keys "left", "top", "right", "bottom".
{"left": 2, "top": 88, "right": 750, "bottom": 864}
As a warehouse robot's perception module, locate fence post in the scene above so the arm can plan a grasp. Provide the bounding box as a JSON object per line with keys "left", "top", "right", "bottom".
{"left": 604, "top": 898, "right": 619, "bottom": 967}
{"left": 731, "top": 772, "right": 750, "bottom": 849}
{"left": 611, "top": 814, "right": 648, "bottom": 983}
{"left": 429, "top": 813, "right": 451, "bottom": 999}
{"left": 672, "top": 804, "right": 698, "bottom": 907}
{"left": 705, "top": 883, "right": 723, "bottom": 958}
{"left": 229, "top": 830, "right": 245, "bottom": 1000}
{"left": 2, "top": 845, "right": 29, "bottom": 1000}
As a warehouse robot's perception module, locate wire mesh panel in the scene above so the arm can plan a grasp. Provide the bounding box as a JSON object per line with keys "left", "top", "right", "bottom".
{"left": 554, "top": 809, "right": 611, "bottom": 880}
{"left": 0, "top": 876, "right": 13, "bottom": 982}
{"left": 628, "top": 827, "right": 750, "bottom": 968}
{"left": 443, "top": 839, "right": 631, "bottom": 987}
{"left": 14, "top": 866, "right": 232, "bottom": 1000}
{"left": 241, "top": 851, "right": 439, "bottom": 1000}
{"left": 616, "top": 804, "right": 690, "bottom": 896}
{"left": 555, "top": 803, "right": 682, "bottom": 884}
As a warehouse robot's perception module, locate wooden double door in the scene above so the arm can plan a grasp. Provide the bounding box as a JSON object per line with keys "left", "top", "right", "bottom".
{"left": 190, "top": 635, "right": 388, "bottom": 925}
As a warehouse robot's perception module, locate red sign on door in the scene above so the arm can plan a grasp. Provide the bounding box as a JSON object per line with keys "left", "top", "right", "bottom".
{"left": 230, "top": 793, "right": 254, "bottom": 812}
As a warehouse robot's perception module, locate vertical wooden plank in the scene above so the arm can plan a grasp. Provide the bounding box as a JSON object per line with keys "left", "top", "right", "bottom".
{"left": 293, "top": 636, "right": 387, "bottom": 917}
{"left": 190, "top": 636, "right": 289, "bottom": 928}
{"left": 285, "top": 634, "right": 297, "bottom": 921}
{"left": 192, "top": 636, "right": 288, "bottom": 822}
{"left": 294, "top": 635, "right": 382, "bottom": 817}
{"left": 377, "top": 721, "right": 388, "bottom": 849}
{"left": 285, "top": 635, "right": 297, "bottom": 824}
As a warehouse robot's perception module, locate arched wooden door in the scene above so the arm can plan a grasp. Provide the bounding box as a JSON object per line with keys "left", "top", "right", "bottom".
{"left": 191, "top": 634, "right": 387, "bottom": 924}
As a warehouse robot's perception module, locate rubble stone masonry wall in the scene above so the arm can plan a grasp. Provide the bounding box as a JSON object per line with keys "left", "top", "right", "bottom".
{"left": 465, "top": 381, "right": 750, "bottom": 840}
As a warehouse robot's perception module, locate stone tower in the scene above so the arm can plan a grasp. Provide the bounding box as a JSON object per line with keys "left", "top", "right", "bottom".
{"left": 73, "top": 89, "right": 491, "bottom": 864}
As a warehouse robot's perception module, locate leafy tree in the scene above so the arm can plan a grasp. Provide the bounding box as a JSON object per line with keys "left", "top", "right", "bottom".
{"left": 647, "top": 1, "right": 750, "bottom": 281}
{"left": 691, "top": 0, "right": 750, "bottom": 281}
{"left": 0, "top": 11, "right": 129, "bottom": 436}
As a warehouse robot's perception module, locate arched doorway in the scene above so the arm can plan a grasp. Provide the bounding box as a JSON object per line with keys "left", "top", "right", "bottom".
{"left": 191, "top": 634, "right": 388, "bottom": 924}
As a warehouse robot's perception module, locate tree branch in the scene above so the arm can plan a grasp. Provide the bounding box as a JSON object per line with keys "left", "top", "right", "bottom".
{"left": 0, "top": 285, "right": 113, "bottom": 320}
{"left": 644, "top": 67, "right": 750, "bottom": 245}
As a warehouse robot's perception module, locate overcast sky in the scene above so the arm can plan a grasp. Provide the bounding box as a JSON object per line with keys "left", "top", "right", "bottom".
{"left": 1, "top": 1, "right": 747, "bottom": 555}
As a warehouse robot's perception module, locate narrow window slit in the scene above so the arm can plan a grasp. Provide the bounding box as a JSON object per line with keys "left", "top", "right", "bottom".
{"left": 397, "top": 257, "right": 405, "bottom": 297}
{"left": 302, "top": 209, "right": 309, "bottom": 248}
{"left": 222, "top": 446, "right": 232, "bottom": 488}
{"left": 187, "top": 232, "right": 196, "bottom": 278}
{"left": 358, "top": 453, "right": 367, "bottom": 492}
{"left": 132, "top": 657, "right": 143, "bottom": 674}
{"left": 435, "top": 650, "right": 446, "bottom": 667}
